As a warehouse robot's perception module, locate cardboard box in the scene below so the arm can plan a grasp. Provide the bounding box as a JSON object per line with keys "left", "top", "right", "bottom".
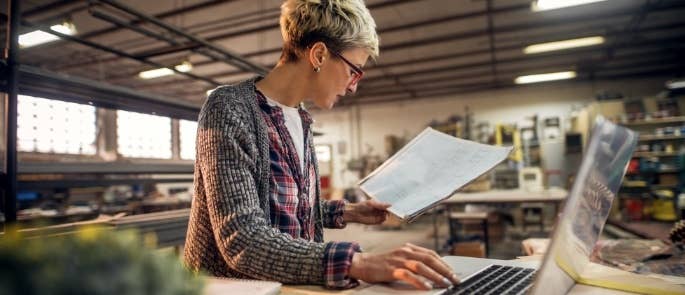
{"left": 450, "top": 241, "right": 485, "bottom": 258}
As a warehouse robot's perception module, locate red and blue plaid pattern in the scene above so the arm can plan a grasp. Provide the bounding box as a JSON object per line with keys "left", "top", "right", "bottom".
{"left": 256, "top": 91, "right": 359, "bottom": 288}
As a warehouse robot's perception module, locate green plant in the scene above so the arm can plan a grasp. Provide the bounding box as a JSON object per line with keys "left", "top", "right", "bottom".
{"left": 0, "top": 227, "right": 204, "bottom": 295}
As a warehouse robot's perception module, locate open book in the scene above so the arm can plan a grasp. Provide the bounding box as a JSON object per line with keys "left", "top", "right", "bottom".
{"left": 359, "top": 127, "right": 512, "bottom": 221}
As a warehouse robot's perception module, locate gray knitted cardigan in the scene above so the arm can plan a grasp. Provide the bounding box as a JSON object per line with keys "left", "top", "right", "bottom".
{"left": 183, "top": 77, "right": 331, "bottom": 284}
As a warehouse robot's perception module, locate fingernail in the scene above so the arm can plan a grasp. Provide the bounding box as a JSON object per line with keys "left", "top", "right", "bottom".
{"left": 451, "top": 274, "right": 460, "bottom": 283}
{"left": 424, "top": 281, "right": 433, "bottom": 290}
{"left": 442, "top": 277, "right": 452, "bottom": 287}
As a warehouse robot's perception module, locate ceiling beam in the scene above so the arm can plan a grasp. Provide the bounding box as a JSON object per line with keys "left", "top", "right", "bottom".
{"left": 20, "top": 19, "right": 223, "bottom": 86}
{"left": 186, "top": 0, "right": 685, "bottom": 68}
{"left": 84, "top": 0, "right": 685, "bottom": 84}
{"left": 354, "top": 52, "right": 683, "bottom": 98}
{"left": 177, "top": 42, "right": 684, "bottom": 101}
{"left": 337, "top": 66, "right": 681, "bottom": 107}
{"left": 22, "top": 0, "right": 81, "bottom": 18}
{"left": 79, "top": 0, "right": 237, "bottom": 40}
{"left": 124, "top": 23, "right": 685, "bottom": 94}
{"left": 45, "top": 0, "right": 423, "bottom": 71}
{"left": 93, "top": 0, "right": 267, "bottom": 75}
{"left": 124, "top": 16, "right": 685, "bottom": 91}
{"left": 88, "top": 7, "right": 258, "bottom": 77}
{"left": 17, "top": 65, "right": 201, "bottom": 120}
{"left": 358, "top": 34, "right": 685, "bottom": 86}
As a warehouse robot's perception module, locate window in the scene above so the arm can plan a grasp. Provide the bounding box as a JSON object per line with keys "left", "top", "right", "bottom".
{"left": 117, "top": 110, "right": 172, "bottom": 159}
{"left": 179, "top": 119, "right": 198, "bottom": 160}
{"left": 17, "top": 95, "right": 96, "bottom": 155}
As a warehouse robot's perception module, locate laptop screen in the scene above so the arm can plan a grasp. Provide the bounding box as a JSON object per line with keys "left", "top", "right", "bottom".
{"left": 530, "top": 118, "right": 638, "bottom": 295}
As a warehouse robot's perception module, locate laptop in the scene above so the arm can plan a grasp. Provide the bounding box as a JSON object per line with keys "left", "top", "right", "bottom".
{"left": 358, "top": 118, "right": 639, "bottom": 295}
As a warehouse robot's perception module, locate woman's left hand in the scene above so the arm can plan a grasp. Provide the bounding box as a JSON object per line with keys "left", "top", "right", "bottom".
{"left": 343, "top": 200, "right": 391, "bottom": 225}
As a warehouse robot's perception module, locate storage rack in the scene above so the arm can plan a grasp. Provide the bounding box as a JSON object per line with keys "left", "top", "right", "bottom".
{"left": 617, "top": 116, "right": 685, "bottom": 224}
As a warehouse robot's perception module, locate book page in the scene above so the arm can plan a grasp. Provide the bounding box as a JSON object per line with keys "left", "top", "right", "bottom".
{"left": 359, "top": 127, "right": 512, "bottom": 219}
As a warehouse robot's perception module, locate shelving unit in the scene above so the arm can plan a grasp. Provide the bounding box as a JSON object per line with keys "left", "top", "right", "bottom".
{"left": 618, "top": 115, "right": 683, "bottom": 225}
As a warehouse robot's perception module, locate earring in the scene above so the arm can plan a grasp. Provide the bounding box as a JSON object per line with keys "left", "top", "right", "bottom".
{"left": 314, "top": 66, "right": 321, "bottom": 73}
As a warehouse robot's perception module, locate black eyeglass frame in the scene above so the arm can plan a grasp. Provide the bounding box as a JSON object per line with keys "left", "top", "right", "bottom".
{"left": 330, "top": 50, "right": 364, "bottom": 86}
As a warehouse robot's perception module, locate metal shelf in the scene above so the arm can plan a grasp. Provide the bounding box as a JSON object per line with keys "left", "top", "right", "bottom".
{"left": 621, "top": 116, "right": 685, "bottom": 126}
{"left": 626, "top": 168, "right": 681, "bottom": 175}
{"left": 18, "top": 177, "right": 193, "bottom": 190}
{"left": 651, "top": 184, "right": 680, "bottom": 189}
{"left": 632, "top": 151, "right": 683, "bottom": 157}
{"left": 621, "top": 184, "right": 678, "bottom": 190}
{"left": 18, "top": 162, "right": 194, "bottom": 174}
{"left": 638, "top": 135, "right": 685, "bottom": 141}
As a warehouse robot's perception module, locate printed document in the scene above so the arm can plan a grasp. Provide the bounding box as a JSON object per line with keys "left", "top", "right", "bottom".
{"left": 359, "top": 127, "right": 512, "bottom": 221}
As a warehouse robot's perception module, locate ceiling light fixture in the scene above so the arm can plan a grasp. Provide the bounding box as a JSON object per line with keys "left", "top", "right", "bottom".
{"left": 19, "top": 21, "right": 77, "bottom": 48}
{"left": 138, "top": 61, "right": 193, "bottom": 79}
{"left": 524, "top": 36, "right": 605, "bottom": 54}
{"left": 515, "top": 71, "right": 577, "bottom": 84}
{"left": 666, "top": 79, "right": 685, "bottom": 89}
{"left": 532, "top": 0, "right": 609, "bottom": 12}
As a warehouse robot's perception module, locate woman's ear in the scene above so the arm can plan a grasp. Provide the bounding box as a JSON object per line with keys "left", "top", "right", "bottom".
{"left": 308, "top": 42, "right": 327, "bottom": 69}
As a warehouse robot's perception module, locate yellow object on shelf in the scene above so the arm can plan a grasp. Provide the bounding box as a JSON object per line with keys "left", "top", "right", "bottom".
{"left": 495, "top": 124, "right": 522, "bottom": 162}
{"left": 622, "top": 180, "right": 647, "bottom": 187}
{"left": 652, "top": 190, "right": 677, "bottom": 221}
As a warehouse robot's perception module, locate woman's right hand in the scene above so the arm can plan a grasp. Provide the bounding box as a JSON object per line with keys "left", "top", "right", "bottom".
{"left": 348, "top": 243, "right": 460, "bottom": 290}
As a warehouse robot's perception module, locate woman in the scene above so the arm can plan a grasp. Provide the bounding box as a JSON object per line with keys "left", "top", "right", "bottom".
{"left": 183, "top": 0, "right": 459, "bottom": 290}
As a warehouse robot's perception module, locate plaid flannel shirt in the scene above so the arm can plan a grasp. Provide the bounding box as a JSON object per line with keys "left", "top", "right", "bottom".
{"left": 256, "top": 91, "right": 361, "bottom": 288}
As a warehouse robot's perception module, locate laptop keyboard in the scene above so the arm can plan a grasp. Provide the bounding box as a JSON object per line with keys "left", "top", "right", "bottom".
{"left": 441, "top": 265, "right": 536, "bottom": 295}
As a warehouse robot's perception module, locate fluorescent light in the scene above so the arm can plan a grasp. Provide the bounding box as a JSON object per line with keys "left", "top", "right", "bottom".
{"left": 50, "top": 23, "right": 76, "bottom": 35}
{"left": 524, "top": 36, "right": 605, "bottom": 54}
{"left": 138, "top": 68, "right": 175, "bottom": 79}
{"left": 175, "top": 61, "right": 193, "bottom": 72}
{"left": 19, "top": 22, "right": 77, "bottom": 48}
{"left": 138, "top": 61, "right": 193, "bottom": 79}
{"left": 515, "top": 71, "right": 577, "bottom": 84}
{"left": 532, "top": 0, "right": 608, "bottom": 11}
{"left": 667, "top": 79, "right": 685, "bottom": 89}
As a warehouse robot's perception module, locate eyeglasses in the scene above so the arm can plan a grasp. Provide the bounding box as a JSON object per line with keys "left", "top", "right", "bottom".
{"left": 330, "top": 50, "right": 364, "bottom": 86}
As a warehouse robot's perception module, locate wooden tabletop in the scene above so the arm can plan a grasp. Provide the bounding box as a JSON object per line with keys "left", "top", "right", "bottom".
{"left": 445, "top": 188, "right": 568, "bottom": 204}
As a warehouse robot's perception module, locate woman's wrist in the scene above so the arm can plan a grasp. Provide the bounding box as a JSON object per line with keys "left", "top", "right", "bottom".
{"left": 343, "top": 203, "right": 357, "bottom": 223}
{"left": 349, "top": 252, "right": 366, "bottom": 279}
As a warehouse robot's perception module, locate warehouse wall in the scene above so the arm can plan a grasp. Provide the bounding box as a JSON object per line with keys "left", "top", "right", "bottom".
{"left": 312, "top": 76, "right": 671, "bottom": 190}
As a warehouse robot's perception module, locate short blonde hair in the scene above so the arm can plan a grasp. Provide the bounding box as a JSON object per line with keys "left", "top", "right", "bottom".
{"left": 279, "top": 0, "right": 379, "bottom": 62}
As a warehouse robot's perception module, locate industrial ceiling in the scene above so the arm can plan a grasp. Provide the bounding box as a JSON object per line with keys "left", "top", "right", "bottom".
{"left": 3, "top": 0, "right": 685, "bottom": 109}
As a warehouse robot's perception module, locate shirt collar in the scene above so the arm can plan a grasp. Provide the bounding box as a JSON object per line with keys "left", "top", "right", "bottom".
{"left": 255, "top": 89, "right": 313, "bottom": 126}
